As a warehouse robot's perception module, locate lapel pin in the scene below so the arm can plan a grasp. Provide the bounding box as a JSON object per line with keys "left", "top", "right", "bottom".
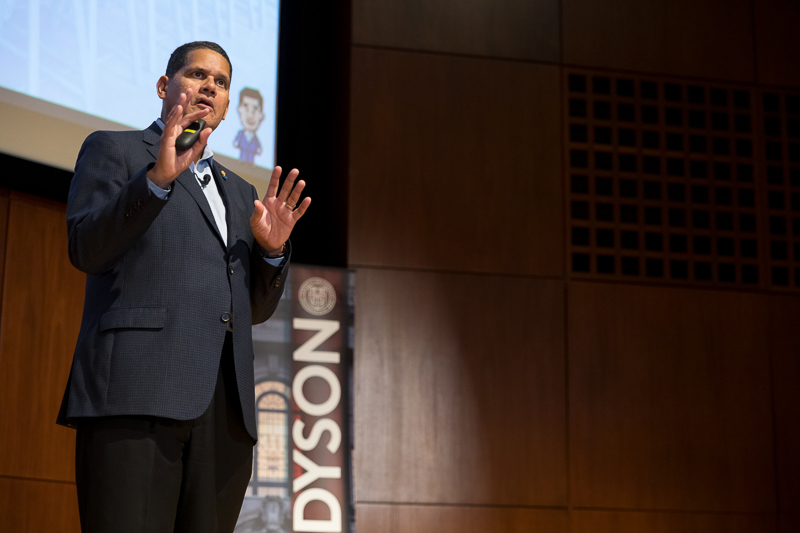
{"left": 221, "top": 170, "right": 227, "bottom": 180}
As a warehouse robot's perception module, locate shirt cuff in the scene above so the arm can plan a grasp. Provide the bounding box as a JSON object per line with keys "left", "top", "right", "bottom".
{"left": 263, "top": 255, "right": 285, "bottom": 267}
{"left": 147, "top": 178, "right": 171, "bottom": 199}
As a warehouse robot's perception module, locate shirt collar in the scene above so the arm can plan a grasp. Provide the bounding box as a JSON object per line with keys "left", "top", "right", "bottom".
{"left": 154, "top": 118, "right": 215, "bottom": 163}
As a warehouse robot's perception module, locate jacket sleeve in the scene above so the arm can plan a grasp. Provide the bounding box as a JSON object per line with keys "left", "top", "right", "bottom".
{"left": 247, "top": 185, "right": 291, "bottom": 325}
{"left": 67, "top": 131, "right": 168, "bottom": 274}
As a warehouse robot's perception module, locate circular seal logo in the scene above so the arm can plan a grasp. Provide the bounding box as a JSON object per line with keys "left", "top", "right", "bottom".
{"left": 298, "top": 277, "right": 337, "bottom": 316}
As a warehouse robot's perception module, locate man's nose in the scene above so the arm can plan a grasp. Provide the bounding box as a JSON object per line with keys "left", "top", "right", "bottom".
{"left": 200, "top": 77, "right": 216, "bottom": 95}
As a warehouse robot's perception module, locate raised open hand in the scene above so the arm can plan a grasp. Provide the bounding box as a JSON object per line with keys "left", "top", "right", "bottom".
{"left": 250, "top": 166, "right": 311, "bottom": 253}
{"left": 147, "top": 88, "right": 212, "bottom": 189}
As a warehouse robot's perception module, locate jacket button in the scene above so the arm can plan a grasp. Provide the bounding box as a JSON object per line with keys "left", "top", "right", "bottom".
{"left": 272, "top": 276, "right": 281, "bottom": 288}
{"left": 221, "top": 312, "right": 231, "bottom": 322}
{"left": 228, "top": 265, "right": 234, "bottom": 274}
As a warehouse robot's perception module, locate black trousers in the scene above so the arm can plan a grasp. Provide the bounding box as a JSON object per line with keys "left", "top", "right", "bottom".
{"left": 75, "top": 333, "right": 254, "bottom": 533}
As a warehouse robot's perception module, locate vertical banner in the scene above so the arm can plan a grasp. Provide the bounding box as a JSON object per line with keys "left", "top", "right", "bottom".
{"left": 237, "top": 265, "right": 355, "bottom": 533}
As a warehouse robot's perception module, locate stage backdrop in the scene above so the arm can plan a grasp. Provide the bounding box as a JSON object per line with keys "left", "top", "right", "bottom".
{"left": 237, "top": 265, "right": 355, "bottom": 533}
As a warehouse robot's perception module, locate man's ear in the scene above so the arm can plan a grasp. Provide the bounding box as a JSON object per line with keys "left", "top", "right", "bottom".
{"left": 156, "top": 76, "right": 169, "bottom": 100}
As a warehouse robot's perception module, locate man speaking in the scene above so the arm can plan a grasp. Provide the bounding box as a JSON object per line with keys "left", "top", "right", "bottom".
{"left": 57, "top": 41, "right": 308, "bottom": 532}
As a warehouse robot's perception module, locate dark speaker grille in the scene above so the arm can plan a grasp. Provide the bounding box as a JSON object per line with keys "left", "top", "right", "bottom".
{"left": 566, "top": 71, "right": 799, "bottom": 290}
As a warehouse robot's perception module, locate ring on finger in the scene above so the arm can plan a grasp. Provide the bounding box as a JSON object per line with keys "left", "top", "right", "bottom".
{"left": 284, "top": 203, "right": 296, "bottom": 210}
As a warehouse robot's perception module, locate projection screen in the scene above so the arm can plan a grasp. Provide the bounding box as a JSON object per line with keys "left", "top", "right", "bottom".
{"left": 0, "top": 0, "right": 280, "bottom": 193}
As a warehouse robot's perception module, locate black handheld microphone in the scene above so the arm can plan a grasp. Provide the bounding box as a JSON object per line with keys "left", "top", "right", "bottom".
{"left": 175, "top": 119, "right": 206, "bottom": 151}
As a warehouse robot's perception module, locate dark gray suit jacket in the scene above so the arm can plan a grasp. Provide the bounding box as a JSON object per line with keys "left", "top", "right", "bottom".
{"left": 57, "top": 121, "right": 287, "bottom": 440}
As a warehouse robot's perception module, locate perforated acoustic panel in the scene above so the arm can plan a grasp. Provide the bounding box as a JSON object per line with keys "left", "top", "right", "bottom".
{"left": 565, "top": 71, "right": 800, "bottom": 290}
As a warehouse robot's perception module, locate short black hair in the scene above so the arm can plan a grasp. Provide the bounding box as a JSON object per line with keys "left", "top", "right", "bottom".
{"left": 239, "top": 87, "right": 263, "bottom": 109}
{"left": 165, "top": 41, "right": 232, "bottom": 80}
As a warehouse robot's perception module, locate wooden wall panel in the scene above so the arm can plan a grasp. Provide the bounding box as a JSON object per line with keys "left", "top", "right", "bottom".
{"left": 568, "top": 282, "right": 775, "bottom": 512}
{"left": 769, "top": 295, "right": 800, "bottom": 530}
{"left": 356, "top": 503, "right": 568, "bottom": 533}
{"left": 754, "top": 0, "right": 800, "bottom": 88}
{"left": 562, "top": 0, "right": 755, "bottom": 82}
{"left": 0, "top": 189, "right": 9, "bottom": 315}
{"left": 353, "top": 268, "right": 566, "bottom": 506}
{"left": 352, "top": 0, "right": 559, "bottom": 62}
{"left": 572, "top": 509, "right": 775, "bottom": 533}
{"left": 779, "top": 514, "right": 800, "bottom": 533}
{"left": 0, "top": 477, "right": 80, "bottom": 532}
{"left": 349, "top": 48, "right": 563, "bottom": 276}
{"left": 0, "top": 194, "right": 84, "bottom": 482}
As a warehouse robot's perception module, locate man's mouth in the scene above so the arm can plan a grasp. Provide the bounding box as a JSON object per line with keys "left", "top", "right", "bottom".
{"left": 195, "top": 97, "right": 213, "bottom": 111}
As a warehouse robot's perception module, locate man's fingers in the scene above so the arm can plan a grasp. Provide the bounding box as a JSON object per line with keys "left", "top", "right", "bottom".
{"left": 166, "top": 90, "right": 191, "bottom": 126}
{"left": 276, "top": 168, "right": 300, "bottom": 202}
{"left": 265, "top": 167, "right": 303, "bottom": 204}
{"left": 196, "top": 127, "right": 212, "bottom": 148}
{"left": 185, "top": 128, "right": 213, "bottom": 158}
{"left": 250, "top": 199, "right": 266, "bottom": 225}
{"left": 285, "top": 180, "right": 306, "bottom": 208}
{"left": 293, "top": 197, "right": 311, "bottom": 218}
{"left": 181, "top": 107, "right": 210, "bottom": 127}
{"left": 166, "top": 88, "right": 211, "bottom": 135}
{"left": 265, "top": 166, "right": 282, "bottom": 200}
{"left": 165, "top": 103, "right": 184, "bottom": 130}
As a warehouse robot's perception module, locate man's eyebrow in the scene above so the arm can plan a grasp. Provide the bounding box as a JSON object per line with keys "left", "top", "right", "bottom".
{"left": 188, "top": 67, "right": 230, "bottom": 84}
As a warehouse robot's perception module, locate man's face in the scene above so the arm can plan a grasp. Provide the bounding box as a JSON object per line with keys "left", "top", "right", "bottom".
{"left": 157, "top": 48, "right": 231, "bottom": 130}
{"left": 238, "top": 95, "right": 264, "bottom": 133}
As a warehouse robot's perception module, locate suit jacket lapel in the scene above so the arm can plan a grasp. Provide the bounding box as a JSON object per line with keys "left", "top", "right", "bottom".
{"left": 143, "top": 121, "right": 162, "bottom": 161}
{"left": 175, "top": 171, "right": 224, "bottom": 247}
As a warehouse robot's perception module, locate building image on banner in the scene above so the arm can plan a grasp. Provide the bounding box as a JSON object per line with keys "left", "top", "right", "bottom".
{"left": 236, "top": 266, "right": 354, "bottom": 533}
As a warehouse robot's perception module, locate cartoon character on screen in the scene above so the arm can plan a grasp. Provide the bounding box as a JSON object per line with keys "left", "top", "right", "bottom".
{"left": 234, "top": 87, "right": 264, "bottom": 164}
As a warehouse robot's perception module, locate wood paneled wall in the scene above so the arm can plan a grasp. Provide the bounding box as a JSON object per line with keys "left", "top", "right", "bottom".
{"left": 568, "top": 283, "right": 774, "bottom": 512}
{"left": 754, "top": 0, "right": 800, "bottom": 88}
{"left": 354, "top": 270, "right": 566, "bottom": 506}
{"left": 0, "top": 191, "right": 84, "bottom": 532}
{"left": 352, "top": 0, "right": 560, "bottom": 62}
{"left": 562, "top": 0, "right": 756, "bottom": 82}
{"left": 349, "top": 48, "right": 562, "bottom": 275}
{"left": 350, "top": 1, "right": 799, "bottom": 532}
{"left": 1, "top": 2, "right": 798, "bottom": 532}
